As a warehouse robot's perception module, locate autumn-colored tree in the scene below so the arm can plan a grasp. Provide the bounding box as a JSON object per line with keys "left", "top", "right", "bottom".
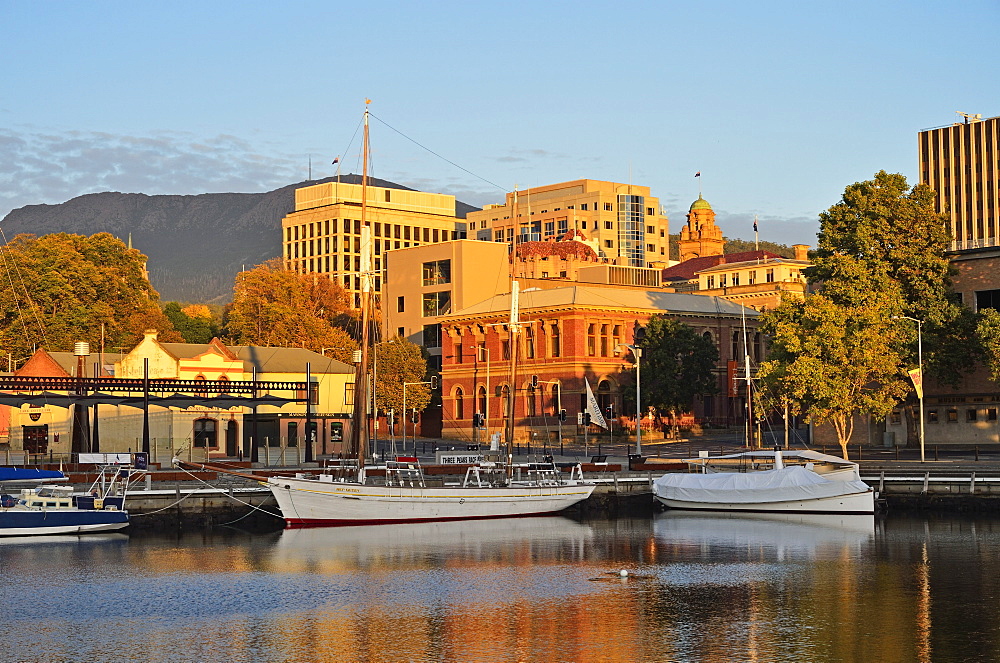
{"left": 0, "top": 232, "right": 180, "bottom": 358}
{"left": 374, "top": 336, "right": 430, "bottom": 418}
{"left": 182, "top": 304, "right": 212, "bottom": 319}
{"left": 978, "top": 309, "right": 1000, "bottom": 383}
{"left": 225, "top": 260, "right": 357, "bottom": 361}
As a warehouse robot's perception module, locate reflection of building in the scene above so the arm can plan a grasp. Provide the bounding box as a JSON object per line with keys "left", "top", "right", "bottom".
{"left": 281, "top": 178, "right": 463, "bottom": 308}
{"left": 438, "top": 286, "right": 760, "bottom": 441}
{"left": 465, "top": 179, "right": 670, "bottom": 267}
{"left": 919, "top": 114, "right": 1000, "bottom": 252}
{"left": 2, "top": 332, "right": 355, "bottom": 460}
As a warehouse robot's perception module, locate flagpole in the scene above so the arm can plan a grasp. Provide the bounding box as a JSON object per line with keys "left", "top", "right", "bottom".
{"left": 754, "top": 214, "right": 759, "bottom": 252}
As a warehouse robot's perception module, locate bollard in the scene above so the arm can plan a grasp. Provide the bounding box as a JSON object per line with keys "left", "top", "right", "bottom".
{"left": 935, "top": 445, "right": 939, "bottom": 461}
{"left": 895, "top": 445, "right": 899, "bottom": 461}
{"left": 976, "top": 446, "right": 980, "bottom": 461}
{"left": 858, "top": 445, "right": 862, "bottom": 461}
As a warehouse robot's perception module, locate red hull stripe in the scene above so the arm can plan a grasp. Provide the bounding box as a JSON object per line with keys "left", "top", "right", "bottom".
{"left": 284, "top": 511, "right": 564, "bottom": 528}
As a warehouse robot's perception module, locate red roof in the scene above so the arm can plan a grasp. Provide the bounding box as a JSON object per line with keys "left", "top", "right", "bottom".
{"left": 662, "top": 250, "right": 780, "bottom": 281}
{"left": 515, "top": 240, "right": 597, "bottom": 261}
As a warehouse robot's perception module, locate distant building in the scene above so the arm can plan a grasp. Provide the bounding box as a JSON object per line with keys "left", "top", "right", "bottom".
{"left": 465, "top": 179, "right": 670, "bottom": 267}
{"left": 919, "top": 113, "right": 1000, "bottom": 252}
{"left": 281, "top": 179, "right": 463, "bottom": 308}
{"left": 663, "top": 245, "right": 811, "bottom": 311}
{"left": 677, "top": 196, "right": 724, "bottom": 261}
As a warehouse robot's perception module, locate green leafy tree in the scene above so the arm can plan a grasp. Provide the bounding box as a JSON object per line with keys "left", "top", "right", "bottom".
{"left": 0, "top": 232, "right": 180, "bottom": 358}
{"left": 225, "top": 259, "right": 356, "bottom": 361}
{"left": 762, "top": 170, "right": 975, "bottom": 450}
{"left": 164, "top": 302, "right": 219, "bottom": 344}
{"left": 636, "top": 316, "right": 718, "bottom": 428}
{"left": 978, "top": 309, "right": 1000, "bottom": 382}
{"left": 374, "top": 336, "right": 430, "bottom": 418}
{"left": 759, "top": 294, "right": 908, "bottom": 459}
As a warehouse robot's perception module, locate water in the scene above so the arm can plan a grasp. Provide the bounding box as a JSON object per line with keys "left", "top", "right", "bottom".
{"left": 2, "top": 512, "right": 998, "bottom": 662}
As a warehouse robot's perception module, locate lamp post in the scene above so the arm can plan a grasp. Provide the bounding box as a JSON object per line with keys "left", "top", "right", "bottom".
{"left": 893, "top": 315, "right": 925, "bottom": 462}
{"left": 616, "top": 343, "right": 643, "bottom": 455}
{"left": 537, "top": 380, "right": 563, "bottom": 451}
{"left": 402, "top": 379, "right": 435, "bottom": 454}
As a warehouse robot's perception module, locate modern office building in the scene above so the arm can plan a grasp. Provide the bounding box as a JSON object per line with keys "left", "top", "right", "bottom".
{"left": 465, "top": 180, "right": 670, "bottom": 267}
{"left": 919, "top": 113, "right": 1000, "bottom": 252}
{"left": 281, "top": 178, "right": 463, "bottom": 308}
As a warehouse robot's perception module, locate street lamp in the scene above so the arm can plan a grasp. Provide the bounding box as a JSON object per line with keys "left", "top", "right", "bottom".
{"left": 893, "top": 315, "right": 925, "bottom": 463}
{"left": 536, "top": 379, "right": 564, "bottom": 451}
{"left": 616, "top": 343, "right": 643, "bottom": 455}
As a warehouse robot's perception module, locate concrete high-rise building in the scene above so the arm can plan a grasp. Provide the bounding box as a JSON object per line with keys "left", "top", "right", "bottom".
{"left": 281, "top": 179, "right": 463, "bottom": 307}
{"left": 465, "top": 179, "right": 670, "bottom": 268}
{"left": 919, "top": 113, "right": 1000, "bottom": 252}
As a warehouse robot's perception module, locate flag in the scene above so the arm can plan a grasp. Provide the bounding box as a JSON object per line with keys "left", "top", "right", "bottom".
{"left": 585, "top": 379, "right": 608, "bottom": 429}
{"left": 332, "top": 157, "right": 340, "bottom": 165}
{"left": 694, "top": 171, "right": 701, "bottom": 177}
{"left": 753, "top": 218, "right": 758, "bottom": 232}
{"left": 908, "top": 367, "right": 923, "bottom": 399}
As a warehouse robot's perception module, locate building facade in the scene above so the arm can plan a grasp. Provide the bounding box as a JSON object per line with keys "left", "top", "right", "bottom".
{"left": 465, "top": 180, "right": 670, "bottom": 267}
{"left": 281, "top": 179, "right": 462, "bottom": 308}
{"left": 1, "top": 333, "right": 356, "bottom": 462}
{"left": 437, "top": 286, "right": 761, "bottom": 443}
{"left": 919, "top": 113, "right": 1000, "bottom": 252}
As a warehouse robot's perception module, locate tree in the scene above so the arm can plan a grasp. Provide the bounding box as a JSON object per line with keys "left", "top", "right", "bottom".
{"left": 164, "top": 302, "right": 219, "bottom": 344}
{"left": 978, "top": 309, "right": 1000, "bottom": 382}
{"left": 762, "top": 171, "right": 976, "bottom": 451}
{"left": 759, "top": 294, "right": 908, "bottom": 459}
{"left": 636, "top": 316, "right": 718, "bottom": 427}
{"left": 225, "top": 259, "right": 356, "bottom": 360}
{"left": 0, "top": 232, "right": 180, "bottom": 358}
{"left": 374, "top": 336, "right": 430, "bottom": 419}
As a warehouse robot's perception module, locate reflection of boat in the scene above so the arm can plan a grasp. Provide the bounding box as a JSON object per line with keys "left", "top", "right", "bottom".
{"left": 652, "top": 449, "right": 875, "bottom": 514}
{"left": 274, "top": 516, "right": 594, "bottom": 565}
{"left": 0, "top": 532, "right": 129, "bottom": 546}
{"left": 254, "top": 104, "right": 594, "bottom": 527}
{"left": 0, "top": 463, "right": 144, "bottom": 536}
{"left": 652, "top": 510, "right": 875, "bottom": 555}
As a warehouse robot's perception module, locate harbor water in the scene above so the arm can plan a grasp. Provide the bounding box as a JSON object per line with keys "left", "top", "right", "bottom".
{"left": 3, "top": 512, "right": 998, "bottom": 662}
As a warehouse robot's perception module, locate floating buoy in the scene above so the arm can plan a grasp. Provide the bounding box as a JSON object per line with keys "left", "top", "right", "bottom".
{"left": 620, "top": 569, "right": 629, "bottom": 577}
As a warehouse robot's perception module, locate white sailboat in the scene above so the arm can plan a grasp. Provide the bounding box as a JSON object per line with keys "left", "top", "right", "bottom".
{"left": 264, "top": 103, "right": 594, "bottom": 526}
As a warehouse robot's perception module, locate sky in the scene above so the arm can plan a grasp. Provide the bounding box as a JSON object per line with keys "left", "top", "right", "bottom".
{"left": 2, "top": 0, "right": 999, "bottom": 246}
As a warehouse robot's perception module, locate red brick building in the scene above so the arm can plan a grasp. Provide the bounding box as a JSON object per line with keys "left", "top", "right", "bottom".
{"left": 438, "top": 285, "right": 761, "bottom": 442}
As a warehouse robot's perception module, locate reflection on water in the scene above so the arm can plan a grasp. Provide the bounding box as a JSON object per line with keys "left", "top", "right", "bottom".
{"left": 3, "top": 513, "right": 1000, "bottom": 662}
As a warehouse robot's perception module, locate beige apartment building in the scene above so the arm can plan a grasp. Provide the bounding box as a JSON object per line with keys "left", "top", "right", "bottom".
{"left": 384, "top": 240, "right": 510, "bottom": 371}
{"left": 919, "top": 113, "right": 1000, "bottom": 252}
{"left": 465, "top": 179, "right": 670, "bottom": 267}
{"left": 281, "top": 179, "right": 462, "bottom": 308}
{"left": 689, "top": 247, "right": 810, "bottom": 311}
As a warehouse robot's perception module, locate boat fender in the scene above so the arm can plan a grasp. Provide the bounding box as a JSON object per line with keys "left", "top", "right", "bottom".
{"left": 620, "top": 569, "right": 629, "bottom": 577}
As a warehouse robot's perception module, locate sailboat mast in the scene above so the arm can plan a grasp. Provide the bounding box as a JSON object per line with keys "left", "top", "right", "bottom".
{"left": 350, "top": 103, "right": 372, "bottom": 467}
{"left": 742, "top": 307, "right": 753, "bottom": 449}
{"left": 504, "top": 187, "right": 520, "bottom": 474}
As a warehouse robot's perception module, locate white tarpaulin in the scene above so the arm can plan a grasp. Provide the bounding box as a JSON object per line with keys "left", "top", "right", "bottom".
{"left": 653, "top": 466, "right": 871, "bottom": 505}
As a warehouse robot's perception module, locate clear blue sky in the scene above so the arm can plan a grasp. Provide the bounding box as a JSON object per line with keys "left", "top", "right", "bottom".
{"left": 2, "top": 0, "right": 998, "bottom": 246}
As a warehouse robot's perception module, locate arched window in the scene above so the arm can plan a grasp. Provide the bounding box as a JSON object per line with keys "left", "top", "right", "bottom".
{"left": 526, "top": 384, "right": 537, "bottom": 417}
{"left": 525, "top": 326, "right": 535, "bottom": 359}
{"left": 731, "top": 331, "right": 740, "bottom": 361}
{"left": 550, "top": 324, "right": 561, "bottom": 358}
{"left": 500, "top": 384, "right": 511, "bottom": 419}
{"left": 455, "top": 387, "right": 465, "bottom": 420}
{"left": 477, "top": 386, "right": 487, "bottom": 420}
{"left": 597, "top": 380, "right": 613, "bottom": 415}
{"left": 587, "top": 324, "right": 597, "bottom": 356}
{"left": 551, "top": 382, "right": 561, "bottom": 414}
{"left": 193, "top": 418, "right": 217, "bottom": 448}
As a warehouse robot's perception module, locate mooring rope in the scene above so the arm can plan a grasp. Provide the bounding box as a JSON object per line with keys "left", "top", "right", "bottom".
{"left": 131, "top": 465, "right": 282, "bottom": 520}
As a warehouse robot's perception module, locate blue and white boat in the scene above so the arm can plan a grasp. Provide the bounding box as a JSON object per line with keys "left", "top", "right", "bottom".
{"left": 0, "top": 465, "right": 140, "bottom": 536}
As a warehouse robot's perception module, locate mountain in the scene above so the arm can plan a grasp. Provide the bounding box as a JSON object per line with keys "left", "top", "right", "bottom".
{"left": 0, "top": 176, "right": 479, "bottom": 304}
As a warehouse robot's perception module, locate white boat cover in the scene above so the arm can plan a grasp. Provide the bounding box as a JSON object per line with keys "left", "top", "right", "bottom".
{"left": 653, "top": 465, "right": 871, "bottom": 505}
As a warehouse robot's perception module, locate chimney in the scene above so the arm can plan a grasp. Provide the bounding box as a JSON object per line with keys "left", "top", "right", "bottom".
{"left": 792, "top": 244, "right": 809, "bottom": 261}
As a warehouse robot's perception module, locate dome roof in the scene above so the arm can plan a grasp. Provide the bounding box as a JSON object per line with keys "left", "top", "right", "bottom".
{"left": 689, "top": 196, "right": 712, "bottom": 211}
